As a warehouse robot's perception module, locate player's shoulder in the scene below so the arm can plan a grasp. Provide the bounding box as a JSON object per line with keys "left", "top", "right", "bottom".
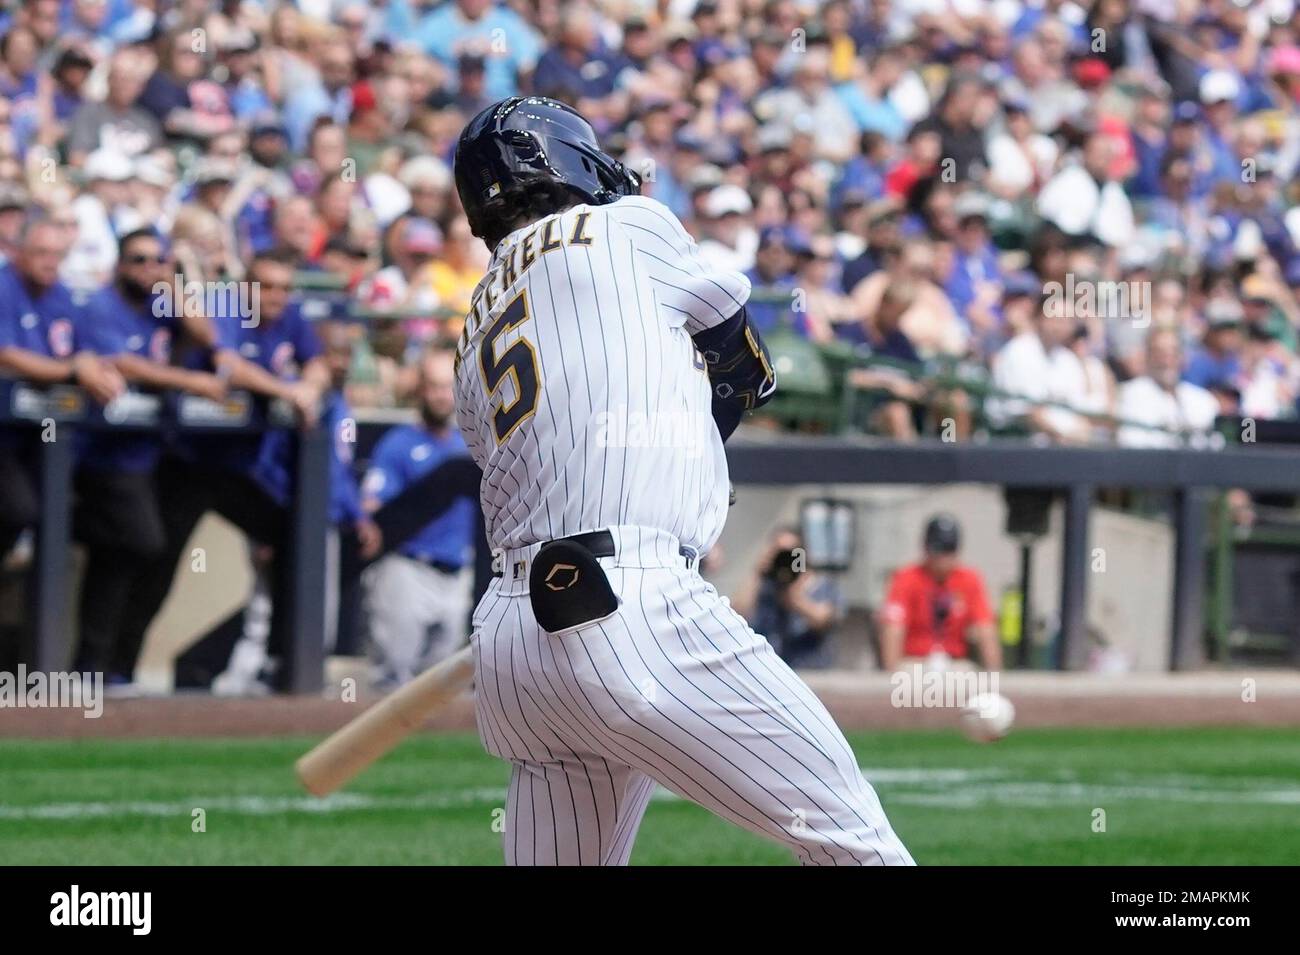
{"left": 607, "top": 194, "right": 691, "bottom": 239}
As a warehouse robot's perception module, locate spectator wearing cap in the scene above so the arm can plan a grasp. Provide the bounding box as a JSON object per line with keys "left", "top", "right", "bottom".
{"left": 362, "top": 215, "right": 443, "bottom": 318}
{"left": 988, "top": 289, "right": 1091, "bottom": 443}
{"left": 1199, "top": 69, "right": 1243, "bottom": 186}
{"left": 1036, "top": 132, "right": 1135, "bottom": 248}
{"left": 361, "top": 347, "right": 476, "bottom": 688}
{"left": 344, "top": 81, "right": 390, "bottom": 179}
{"left": 878, "top": 514, "right": 1000, "bottom": 673}
{"left": 753, "top": 47, "right": 857, "bottom": 163}
{"left": 219, "top": 30, "right": 273, "bottom": 121}
{"left": 944, "top": 192, "right": 1003, "bottom": 341}
{"left": 63, "top": 148, "right": 133, "bottom": 291}
{"left": 1185, "top": 299, "right": 1245, "bottom": 389}
{"left": 698, "top": 184, "right": 757, "bottom": 273}
{"left": 1116, "top": 327, "right": 1219, "bottom": 449}
{"left": 452, "top": 53, "right": 494, "bottom": 117}
{"left": 1145, "top": 151, "right": 1211, "bottom": 265}
{"left": 745, "top": 225, "right": 800, "bottom": 335}
{"left": 986, "top": 98, "right": 1058, "bottom": 199}
{"left": 66, "top": 49, "right": 162, "bottom": 164}
{"left": 416, "top": 0, "right": 542, "bottom": 101}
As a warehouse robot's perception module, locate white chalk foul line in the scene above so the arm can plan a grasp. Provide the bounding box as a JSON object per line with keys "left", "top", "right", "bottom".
{"left": 3, "top": 768, "right": 1300, "bottom": 821}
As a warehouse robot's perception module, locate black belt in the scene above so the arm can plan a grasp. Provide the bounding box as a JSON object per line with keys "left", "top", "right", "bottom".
{"left": 493, "top": 530, "right": 615, "bottom": 577}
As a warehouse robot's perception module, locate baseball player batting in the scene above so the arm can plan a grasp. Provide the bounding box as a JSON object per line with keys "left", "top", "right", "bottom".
{"left": 450, "top": 96, "right": 914, "bottom": 866}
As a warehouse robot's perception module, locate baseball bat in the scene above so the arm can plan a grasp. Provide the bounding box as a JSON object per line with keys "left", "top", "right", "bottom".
{"left": 295, "top": 645, "right": 475, "bottom": 797}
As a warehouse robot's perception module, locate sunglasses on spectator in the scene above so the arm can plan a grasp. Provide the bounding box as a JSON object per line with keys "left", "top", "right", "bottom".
{"left": 125, "top": 253, "right": 169, "bottom": 264}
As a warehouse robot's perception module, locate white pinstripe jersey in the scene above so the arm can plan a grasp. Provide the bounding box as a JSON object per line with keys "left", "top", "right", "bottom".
{"left": 453, "top": 195, "right": 751, "bottom": 553}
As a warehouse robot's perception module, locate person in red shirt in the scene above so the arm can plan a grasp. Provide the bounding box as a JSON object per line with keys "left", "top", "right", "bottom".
{"left": 878, "top": 514, "right": 1002, "bottom": 672}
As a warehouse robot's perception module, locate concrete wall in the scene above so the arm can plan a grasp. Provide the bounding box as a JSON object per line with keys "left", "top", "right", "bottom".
{"left": 710, "top": 484, "right": 1173, "bottom": 672}
{"left": 135, "top": 486, "right": 1176, "bottom": 684}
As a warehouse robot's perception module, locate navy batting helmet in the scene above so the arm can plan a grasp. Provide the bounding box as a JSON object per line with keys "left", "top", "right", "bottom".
{"left": 453, "top": 96, "right": 640, "bottom": 245}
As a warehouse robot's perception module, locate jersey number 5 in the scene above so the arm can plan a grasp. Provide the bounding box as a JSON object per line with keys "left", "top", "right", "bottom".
{"left": 480, "top": 290, "right": 540, "bottom": 443}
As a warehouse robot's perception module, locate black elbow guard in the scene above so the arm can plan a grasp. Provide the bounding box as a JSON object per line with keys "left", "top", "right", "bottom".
{"left": 692, "top": 306, "right": 777, "bottom": 422}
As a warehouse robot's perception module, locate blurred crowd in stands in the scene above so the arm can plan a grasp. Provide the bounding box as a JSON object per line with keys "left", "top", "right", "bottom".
{"left": 5, "top": 0, "right": 1300, "bottom": 687}
{"left": 0, "top": 0, "right": 1298, "bottom": 444}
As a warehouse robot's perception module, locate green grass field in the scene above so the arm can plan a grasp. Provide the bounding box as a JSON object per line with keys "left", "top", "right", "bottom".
{"left": 2, "top": 726, "right": 1298, "bottom": 865}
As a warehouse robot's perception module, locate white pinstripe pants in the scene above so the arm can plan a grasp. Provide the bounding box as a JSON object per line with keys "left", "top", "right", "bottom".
{"left": 471, "top": 527, "right": 915, "bottom": 866}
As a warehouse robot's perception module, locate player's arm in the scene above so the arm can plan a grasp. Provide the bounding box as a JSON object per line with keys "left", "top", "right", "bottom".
{"left": 213, "top": 349, "right": 320, "bottom": 427}
{"left": 613, "top": 197, "right": 774, "bottom": 438}
{"left": 0, "top": 346, "right": 124, "bottom": 405}
{"left": 109, "top": 352, "right": 226, "bottom": 400}
{"left": 690, "top": 304, "right": 776, "bottom": 441}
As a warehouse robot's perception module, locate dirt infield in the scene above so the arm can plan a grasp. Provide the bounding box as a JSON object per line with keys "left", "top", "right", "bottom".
{"left": 3, "top": 671, "right": 1298, "bottom": 739}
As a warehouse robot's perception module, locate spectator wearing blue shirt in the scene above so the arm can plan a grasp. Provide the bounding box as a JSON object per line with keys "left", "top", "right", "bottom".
{"left": 945, "top": 195, "right": 1003, "bottom": 341}
{"left": 532, "top": 9, "right": 619, "bottom": 108}
{"left": 115, "top": 249, "right": 333, "bottom": 691}
{"left": 71, "top": 228, "right": 227, "bottom": 685}
{"left": 1185, "top": 303, "right": 1245, "bottom": 389}
{"left": 416, "top": 0, "right": 542, "bottom": 102}
{"left": 232, "top": 322, "right": 380, "bottom": 682}
{"left": 834, "top": 50, "right": 908, "bottom": 142}
{"left": 744, "top": 226, "right": 800, "bottom": 336}
{"left": 0, "top": 215, "right": 124, "bottom": 564}
{"left": 362, "top": 347, "right": 476, "bottom": 687}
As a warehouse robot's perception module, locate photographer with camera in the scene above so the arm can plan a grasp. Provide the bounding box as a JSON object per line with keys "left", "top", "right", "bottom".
{"left": 878, "top": 514, "right": 1001, "bottom": 673}
{"left": 731, "top": 527, "right": 841, "bottom": 669}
